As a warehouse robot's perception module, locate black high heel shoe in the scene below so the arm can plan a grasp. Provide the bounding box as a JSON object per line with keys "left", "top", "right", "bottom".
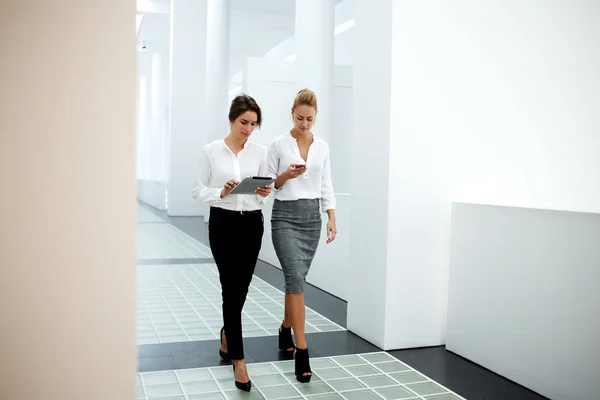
{"left": 233, "top": 363, "right": 252, "bottom": 392}
{"left": 295, "top": 347, "right": 312, "bottom": 383}
{"left": 278, "top": 324, "right": 296, "bottom": 355}
{"left": 219, "top": 327, "right": 230, "bottom": 361}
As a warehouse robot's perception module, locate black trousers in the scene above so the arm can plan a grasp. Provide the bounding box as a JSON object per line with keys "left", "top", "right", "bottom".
{"left": 209, "top": 206, "right": 264, "bottom": 360}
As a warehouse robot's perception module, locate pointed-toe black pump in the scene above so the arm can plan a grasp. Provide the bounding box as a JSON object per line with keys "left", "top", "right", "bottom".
{"left": 233, "top": 364, "right": 252, "bottom": 392}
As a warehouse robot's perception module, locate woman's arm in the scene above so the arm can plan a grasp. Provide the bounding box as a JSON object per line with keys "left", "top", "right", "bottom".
{"left": 320, "top": 148, "right": 336, "bottom": 213}
{"left": 321, "top": 147, "right": 337, "bottom": 243}
{"left": 192, "top": 147, "right": 223, "bottom": 203}
{"left": 255, "top": 147, "right": 272, "bottom": 203}
{"left": 267, "top": 140, "right": 288, "bottom": 190}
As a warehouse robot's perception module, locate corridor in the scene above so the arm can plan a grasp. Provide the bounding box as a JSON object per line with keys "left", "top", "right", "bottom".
{"left": 135, "top": 203, "right": 487, "bottom": 400}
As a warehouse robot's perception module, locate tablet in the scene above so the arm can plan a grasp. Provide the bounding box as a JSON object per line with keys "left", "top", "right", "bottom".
{"left": 228, "top": 176, "right": 275, "bottom": 195}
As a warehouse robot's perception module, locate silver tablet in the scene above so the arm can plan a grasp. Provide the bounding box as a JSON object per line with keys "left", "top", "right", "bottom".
{"left": 228, "top": 176, "right": 275, "bottom": 195}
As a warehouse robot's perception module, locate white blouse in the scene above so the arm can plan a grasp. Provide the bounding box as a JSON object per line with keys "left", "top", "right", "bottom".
{"left": 192, "top": 139, "right": 269, "bottom": 211}
{"left": 267, "top": 131, "right": 336, "bottom": 212}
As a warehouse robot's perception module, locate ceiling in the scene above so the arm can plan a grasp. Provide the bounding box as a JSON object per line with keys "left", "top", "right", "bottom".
{"left": 230, "top": 0, "right": 345, "bottom": 15}
{"left": 137, "top": 0, "right": 352, "bottom": 75}
{"left": 230, "top": 0, "right": 296, "bottom": 15}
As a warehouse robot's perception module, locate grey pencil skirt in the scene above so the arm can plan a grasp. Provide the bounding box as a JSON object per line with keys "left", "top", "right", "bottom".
{"left": 271, "top": 199, "right": 322, "bottom": 294}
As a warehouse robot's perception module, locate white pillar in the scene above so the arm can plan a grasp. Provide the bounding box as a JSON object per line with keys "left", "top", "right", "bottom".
{"left": 294, "top": 0, "right": 335, "bottom": 142}
{"left": 1, "top": 1, "right": 136, "bottom": 399}
{"left": 348, "top": 0, "right": 449, "bottom": 350}
{"left": 347, "top": 0, "right": 393, "bottom": 350}
{"left": 150, "top": 51, "right": 163, "bottom": 180}
{"left": 203, "top": 0, "right": 231, "bottom": 222}
{"left": 136, "top": 66, "right": 143, "bottom": 179}
{"left": 206, "top": 0, "right": 231, "bottom": 142}
{"left": 168, "top": 0, "right": 208, "bottom": 216}
{"left": 149, "top": 48, "right": 171, "bottom": 183}
{"left": 139, "top": 74, "right": 150, "bottom": 179}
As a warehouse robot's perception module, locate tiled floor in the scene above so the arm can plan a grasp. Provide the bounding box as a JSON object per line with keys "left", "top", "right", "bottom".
{"left": 137, "top": 264, "right": 345, "bottom": 344}
{"left": 389, "top": 347, "right": 548, "bottom": 400}
{"left": 138, "top": 223, "right": 212, "bottom": 260}
{"left": 136, "top": 352, "right": 466, "bottom": 400}
{"left": 139, "top": 206, "right": 167, "bottom": 223}
{"left": 136, "top": 203, "right": 547, "bottom": 400}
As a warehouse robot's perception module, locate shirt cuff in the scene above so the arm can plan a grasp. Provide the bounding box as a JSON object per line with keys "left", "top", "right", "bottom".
{"left": 321, "top": 204, "right": 335, "bottom": 213}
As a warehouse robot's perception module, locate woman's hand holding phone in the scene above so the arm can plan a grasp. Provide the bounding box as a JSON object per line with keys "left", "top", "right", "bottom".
{"left": 284, "top": 164, "right": 307, "bottom": 180}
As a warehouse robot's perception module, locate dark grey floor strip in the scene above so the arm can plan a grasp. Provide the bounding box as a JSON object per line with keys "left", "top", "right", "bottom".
{"left": 390, "top": 347, "right": 549, "bottom": 400}
{"left": 137, "top": 331, "right": 378, "bottom": 373}
{"left": 137, "top": 258, "right": 215, "bottom": 265}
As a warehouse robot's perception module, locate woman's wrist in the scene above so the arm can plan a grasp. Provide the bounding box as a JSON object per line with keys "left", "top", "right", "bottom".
{"left": 275, "top": 174, "right": 288, "bottom": 189}
{"left": 326, "top": 209, "right": 336, "bottom": 220}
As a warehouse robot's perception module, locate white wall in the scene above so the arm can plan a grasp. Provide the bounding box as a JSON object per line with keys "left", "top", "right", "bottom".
{"left": 136, "top": 14, "right": 170, "bottom": 182}
{"left": 137, "top": 180, "right": 168, "bottom": 210}
{"left": 1, "top": 1, "right": 136, "bottom": 399}
{"left": 230, "top": 9, "right": 295, "bottom": 78}
{"left": 447, "top": 203, "right": 600, "bottom": 400}
{"left": 167, "top": 0, "right": 209, "bottom": 216}
{"left": 243, "top": 58, "right": 354, "bottom": 300}
{"left": 350, "top": 0, "right": 600, "bottom": 352}
{"left": 393, "top": 0, "right": 600, "bottom": 214}
{"left": 349, "top": 0, "right": 419, "bottom": 349}
{"left": 137, "top": 47, "right": 170, "bottom": 209}
{"left": 137, "top": 53, "right": 152, "bottom": 179}
{"left": 375, "top": 0, "right": 600, "bottom": 350}
{"left": 261, "top": 0, "right": 354, "bottom": 66}
{"left": 138, "top": 0, "right": 169, "bottom": 14}
{"left": 328, "top": 77, "right": 353, "bottom": 194}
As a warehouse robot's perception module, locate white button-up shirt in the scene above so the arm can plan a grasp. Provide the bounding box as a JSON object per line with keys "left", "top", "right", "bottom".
{"left": 267, "top": 131, "right": 336, "bottom": 212}
{"left": 192, "top": 139, "right": 268, "bottom": 211}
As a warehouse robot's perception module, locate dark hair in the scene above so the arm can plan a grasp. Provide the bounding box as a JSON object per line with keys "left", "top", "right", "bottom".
{"left": 229, "top": 94, "right": 262, "bottom": 127}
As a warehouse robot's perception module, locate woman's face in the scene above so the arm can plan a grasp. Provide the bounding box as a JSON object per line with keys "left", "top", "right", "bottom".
{"left": 292, "top": 105, "right": 316, "bottom": 134}
{"left": 231, "top": 111, "right": 258, "bottom": 139}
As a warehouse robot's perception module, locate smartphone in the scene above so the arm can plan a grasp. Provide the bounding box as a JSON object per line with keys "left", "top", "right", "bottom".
{"left": 295, "top": 164, "right": 306, "bottom": 169}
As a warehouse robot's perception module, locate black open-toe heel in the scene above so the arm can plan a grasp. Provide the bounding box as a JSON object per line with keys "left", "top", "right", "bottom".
{"left": 233, "top": 364, "right": 252, "bottom": 392}
{"left": 219, "top": 327, "right": 230, "bottom": 361}
{"left": 295, "top": 347, "right": 312, "bottom": 383}
{"left": 279, "top": 324, "right": 296, "bottom": 355}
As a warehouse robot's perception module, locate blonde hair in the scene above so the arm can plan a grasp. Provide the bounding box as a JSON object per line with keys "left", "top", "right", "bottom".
{"left": 292, "top": 88, "right": 318, "bottom": 112}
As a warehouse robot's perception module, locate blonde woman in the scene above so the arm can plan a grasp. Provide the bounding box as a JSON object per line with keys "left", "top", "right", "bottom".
{"left": 267, "top": 88, "right": 337, "bottom": 383}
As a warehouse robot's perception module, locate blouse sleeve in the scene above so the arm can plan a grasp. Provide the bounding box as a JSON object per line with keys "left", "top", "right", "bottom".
{"left": 192, "top": 146, "right": 222, "bottom": 204}
{"left": 320, "top": 145, "right": 336, "bottom": 212}
{"left": 267, "top": 138, "right": 283, "bottom": 191}
{"left": 256, "top": 146, "right": 270, "bottom": 205}
{"left": 267, "top": 138, "right": 280, "bottom": 178}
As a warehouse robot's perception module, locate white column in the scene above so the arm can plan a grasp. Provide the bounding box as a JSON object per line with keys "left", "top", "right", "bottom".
{"left": 139, "top": 74, "right": 150, "bottom": 179}
{"left": 168, "top": 0, "right": 208, "bottom": 216}
{"left": 347, "top": 0, "right": 394, "bottom": 349}
{"left": 206, "top": 0, "right": 231, "bottom": 142}
{"left": 149, "top": 48, "right": 171, "bottom": 182}
{"left": 294, "top": 0, "right": 334, "bottom": 142}
{"left": 203, "top": 0, "right": 231, "bottom": 222}
{"left": 136, "top": 66, "right": 143, "bottom": 179}
{"left": 150, "top": 51, "right": 163, "bottom": 180}
{"left": 348, "top": 0, "right": 449, "bottom": 350}
{"left": 1, "top": 1, "right": 136, "bottom": 399}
